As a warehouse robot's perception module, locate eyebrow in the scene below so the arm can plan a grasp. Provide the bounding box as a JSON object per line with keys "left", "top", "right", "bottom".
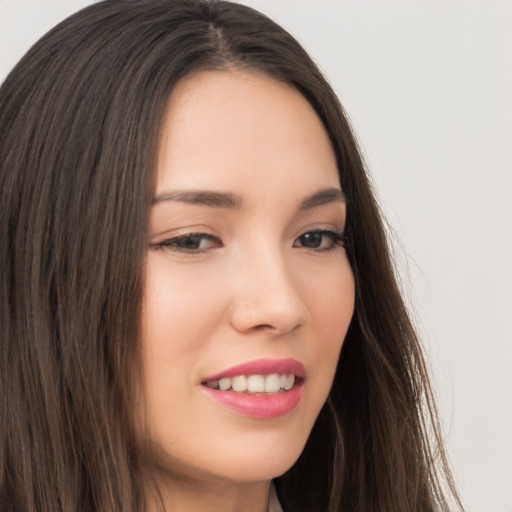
{"left": 298, "top": 187, "right": 346, "bottom": 210}
{"left": 152, "top": 186, "right": 345, "bottom": 210}
{"left": 152, "top": 190, "right": 243, "bottom": 208}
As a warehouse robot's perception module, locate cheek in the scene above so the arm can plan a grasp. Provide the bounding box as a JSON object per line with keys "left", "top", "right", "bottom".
{"left": 140, "top": 255, "right": 230, "bottom": 434}
{"left": 142, "top": 255, "right": 227, "bottom": 357}
{"left": 300, "top": 260, "right": 355, "bottom": 398}
{"left": 140, "top": 256, "right": 231, "bottom": 453}
{"left": 304, "top": 256, "right": 354, "bottom": 332}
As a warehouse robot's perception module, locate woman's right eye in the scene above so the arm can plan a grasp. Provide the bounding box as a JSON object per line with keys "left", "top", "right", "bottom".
{"left": 153, "top": 233, "right": 222, "bottom": 253}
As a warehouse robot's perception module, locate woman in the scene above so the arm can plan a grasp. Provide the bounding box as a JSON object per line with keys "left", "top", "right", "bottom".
{"left": 0, "top": 1, "right": 462, "bottom": 511}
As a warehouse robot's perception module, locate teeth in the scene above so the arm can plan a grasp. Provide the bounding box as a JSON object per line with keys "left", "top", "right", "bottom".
{"left": 265, "top": 373, "right": 281, "bottom": 393}
{"left": 232, "top": 375, "right": 247, "bottom": 392}
{"left": 283, "top": 374, "right": 295, "bottom": 390}
{"left": 205, "top": 380, "right": 219, "bottom": 389}
{"left": 247, "top": 375, "right": 265, "bottom": 393}
{"left": 205, "top": 373, "right": 296, "bottom": 394}
{"left": 219, "top": 377, "right": 231, "bottom": 391}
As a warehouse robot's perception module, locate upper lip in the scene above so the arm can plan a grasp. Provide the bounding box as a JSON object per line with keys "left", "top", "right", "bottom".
{"left": 202, "top": 358, "right": 306, "bottom": 383}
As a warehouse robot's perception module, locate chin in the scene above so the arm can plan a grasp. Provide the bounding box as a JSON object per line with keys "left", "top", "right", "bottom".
{"left": 150, "top": 426, "right": 310, "bottom": 484}
{"left": 205, "top": 428, "right": 311, "bottom": 482}
{"left": 225, "top": 452, "right": 300, "bottom": 482}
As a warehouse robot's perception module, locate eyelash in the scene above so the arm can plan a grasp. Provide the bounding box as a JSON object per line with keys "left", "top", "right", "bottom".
{"left": 153, "top": 229, "right": 347, "bottom": 254}
{"left": 154, "top": 233, "right": 221, "bottom": 254}
{"left": 294, "top": 229, "right": 347, "bottom": 252}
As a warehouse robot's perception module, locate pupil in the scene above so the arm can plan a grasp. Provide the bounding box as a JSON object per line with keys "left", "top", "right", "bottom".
{"left": 302, "top": 232, "right": 321, "bottom": 247}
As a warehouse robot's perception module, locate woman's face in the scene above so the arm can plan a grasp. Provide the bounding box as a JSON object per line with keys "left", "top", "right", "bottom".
{"left": 142, "top": 70, "right": 354, "bottom": 484}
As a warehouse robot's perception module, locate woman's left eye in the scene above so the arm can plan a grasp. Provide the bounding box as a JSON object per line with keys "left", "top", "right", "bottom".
{"left": 293, "top": 230, "right": 345, "bottom": 251}
{"left": 154, "top": 233, "right": 222, "bottom": 253}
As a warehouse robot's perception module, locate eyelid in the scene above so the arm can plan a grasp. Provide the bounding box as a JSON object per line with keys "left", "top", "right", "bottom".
{"left": 150, "top": 224, "right": 216, "bottom": 244}
{"left": 293, "top": 220, "right": 345, "bottom": 239}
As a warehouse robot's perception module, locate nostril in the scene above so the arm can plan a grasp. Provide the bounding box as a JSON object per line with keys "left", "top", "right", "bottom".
{"left": 253, "top": 323, "right": 273, "bottom": 330}
{"left": 250, "top": 322, "right": 302, "bottom": 336}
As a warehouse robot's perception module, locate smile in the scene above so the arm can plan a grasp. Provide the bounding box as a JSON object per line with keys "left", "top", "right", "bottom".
{"left": 204, "top": 373, "right": 296, "bottom": 394}
{"left": 201, "top": 358, "right": 305, "bottom": 419}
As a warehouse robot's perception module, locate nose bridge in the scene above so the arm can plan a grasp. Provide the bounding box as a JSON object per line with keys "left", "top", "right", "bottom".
{"left": 229, "top": 237, "right": 308, "bottom": 334}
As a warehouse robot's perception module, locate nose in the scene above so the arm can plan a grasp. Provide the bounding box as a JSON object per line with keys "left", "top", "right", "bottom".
{"left": 228, "top": 247, "right": 308, "bottom": 336}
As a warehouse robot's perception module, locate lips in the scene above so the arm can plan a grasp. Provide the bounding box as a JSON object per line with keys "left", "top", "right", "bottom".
{"left": 201, "top": 358, "right": 305, "bottom": 419}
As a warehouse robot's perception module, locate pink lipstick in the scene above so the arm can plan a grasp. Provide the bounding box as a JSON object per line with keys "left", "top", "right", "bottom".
{"left": 201, "top": 358, "right": 305, "bottom": 419}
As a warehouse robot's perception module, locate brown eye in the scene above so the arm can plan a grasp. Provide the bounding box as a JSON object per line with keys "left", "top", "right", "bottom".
{"left": 293, "top": 230, "right": 345, "bottom": 251}
{"left": 156, "top": 233, "right": 222, "bottom": 253}
{"left": 297, "top": 231, "right": 323, "bottom": 248}
{"left": 174, "top": 235, "right": 206, "bottom": 250}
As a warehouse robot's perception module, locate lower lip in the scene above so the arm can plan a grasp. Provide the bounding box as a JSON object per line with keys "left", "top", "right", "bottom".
{"left": 202, "top": 383, "right": 303, "bottom": 419}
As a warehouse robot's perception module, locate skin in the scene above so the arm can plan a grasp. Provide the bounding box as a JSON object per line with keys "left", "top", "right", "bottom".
{"left": 142, "top": 69, "right": 355, "bottom": 512}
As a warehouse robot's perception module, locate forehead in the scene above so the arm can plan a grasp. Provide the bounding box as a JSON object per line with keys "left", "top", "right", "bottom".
{"left": 156, "top": 70, "right": 339, "bottom": 197}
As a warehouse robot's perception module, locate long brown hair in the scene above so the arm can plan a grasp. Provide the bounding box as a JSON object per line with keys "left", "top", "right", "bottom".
{"left": 0, "top": 1, "right": 461, "bottom": 511}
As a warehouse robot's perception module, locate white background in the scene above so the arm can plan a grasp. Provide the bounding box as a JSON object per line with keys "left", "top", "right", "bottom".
{"left": 1, "top": 1, "right": 510, "bottom": 510}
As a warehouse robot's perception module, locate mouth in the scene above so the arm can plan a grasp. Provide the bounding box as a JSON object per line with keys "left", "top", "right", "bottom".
{"left": 203, "top": 373, "right": 298, "bottom": 394}
{"left": 200, "top": 358, "right": 305, "bottom": 419}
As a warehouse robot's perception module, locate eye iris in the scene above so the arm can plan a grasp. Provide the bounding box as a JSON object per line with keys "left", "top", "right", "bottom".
{"left": 301, "top": 231, "right": 322, "bottom": 248}
{"left": 179, "top": 235, "right": 202, "bottom": 249}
